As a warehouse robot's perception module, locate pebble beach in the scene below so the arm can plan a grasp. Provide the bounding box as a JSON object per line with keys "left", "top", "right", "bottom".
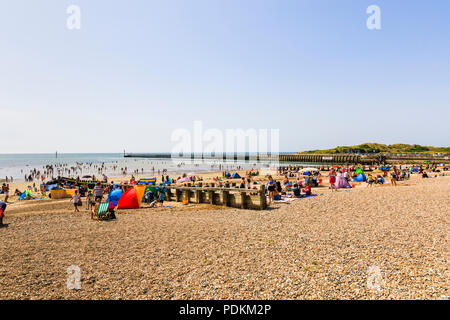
{"left": 1, "top": 171, "right": 448, "bottom": 300}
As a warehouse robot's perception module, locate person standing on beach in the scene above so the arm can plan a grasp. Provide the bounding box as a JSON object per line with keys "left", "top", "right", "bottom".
{"left": 328, "top": 169, "right": 337, "bottom": 191}
{"left": 390, "top": 171, "right": 397, "bottom": 186}
{"left": 94, "top": 182, "right": 103, "bottom": 201}
{"left": 1, "top": 184, "right": 9, "bottom": 203}
{"left": 267, "top": 176, "right": 276, "bottom": 205}
{"left": 71, "top": 190, "right": 81, "bottom": 212}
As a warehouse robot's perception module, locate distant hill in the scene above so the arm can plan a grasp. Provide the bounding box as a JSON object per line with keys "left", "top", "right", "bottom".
{"left": 300, "top": 143, "right": 450, "bottom": 154}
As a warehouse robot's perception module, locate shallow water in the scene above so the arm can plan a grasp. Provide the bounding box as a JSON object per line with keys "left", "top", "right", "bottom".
{"left": 0, "top": 153, "right": 306, "bottom": 181}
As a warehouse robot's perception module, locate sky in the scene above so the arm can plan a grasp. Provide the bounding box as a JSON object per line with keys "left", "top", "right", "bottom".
{"left": 1, "top": 0, "right": 449, "bottom": 153}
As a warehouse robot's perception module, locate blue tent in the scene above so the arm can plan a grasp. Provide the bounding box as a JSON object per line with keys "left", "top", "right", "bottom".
{"left": 353, "top": 173, "right": 366, "bottom": 182}
{"left": 303, "top": 172, "right": 312, "bottom": 176}
{"left": 232, "top": 173, "right": 241, "bottom": 179}
{"left": 107, "top": 189, "right": 123, "bottom": 206}
{"left": 225, "top": 172, "right": 231, "bottom": 178}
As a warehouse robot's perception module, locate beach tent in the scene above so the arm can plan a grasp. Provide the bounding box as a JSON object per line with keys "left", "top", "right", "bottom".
{"left": 355, "top": 168, "right": 365, "bottom": 175}
{"left": 335, "top": 175, "right": 351, "bottom": 188}
{"left": 232, "top": 173, "right": 241, "bottom": 179}
{"left": 145, "top": 186, "right": 158, "bottom": 196}
{"left": 353, "top": 173, "right": 366, "bottom": 182}
{"left": 106, "top": 189, "right": 123, "bottom": 207}
{"left": 225, "top": 172, "right": 231, "bottom": 178}
{"left": 117, "top": 187, "right": 140, "bottom": 209}
{"left": 134, "top": 185, "right": 146, "bottom": 208}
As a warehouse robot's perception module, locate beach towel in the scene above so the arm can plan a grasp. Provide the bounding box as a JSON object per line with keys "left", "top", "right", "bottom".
{"left": 273, "top": 196, "right": 297, "bottom": 202}
{"left": 272, "top": 194, "right": 322, "bottom": 202}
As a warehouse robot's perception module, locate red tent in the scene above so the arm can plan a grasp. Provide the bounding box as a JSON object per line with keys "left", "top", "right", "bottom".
{"left": 117, "top": 187, "right": 140, "bottom": 209}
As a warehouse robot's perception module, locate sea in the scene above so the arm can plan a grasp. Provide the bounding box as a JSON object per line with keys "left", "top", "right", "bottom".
{"left": 0, "top": 153, "right": 300, "bottom": 182}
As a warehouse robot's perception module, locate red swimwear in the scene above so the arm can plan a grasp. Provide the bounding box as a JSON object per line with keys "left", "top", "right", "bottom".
{"left": 329, "top": 176, "right": 336, "bottom": 184}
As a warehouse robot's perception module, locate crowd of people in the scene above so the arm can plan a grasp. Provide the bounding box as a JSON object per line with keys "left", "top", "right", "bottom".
{"left": 1, "top": 162, "right": 447, "bottom": 227}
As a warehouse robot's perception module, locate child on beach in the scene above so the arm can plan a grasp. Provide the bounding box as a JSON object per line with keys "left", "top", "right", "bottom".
{"left": 289, "top": 184, "right": 302, "bottom": 198}
{"left": 71, "top": 190, "right": 81, "bottom": 212}
{"left": 86, "top": 189, "right": 94, "bottom": 211}
{"left": 328, "top": 169, "right": 337, "bottom": 191}
{"left": 367, "top": 174, "right": 374, "bottom": 187}
{"left": 91, "top": 198, "right": 101, "bottom": 219}
{"left": 158, "top": 190, "right": 165, "bottom": 207}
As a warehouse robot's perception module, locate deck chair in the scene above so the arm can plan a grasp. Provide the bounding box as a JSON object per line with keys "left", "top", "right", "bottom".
{"left": 97, "top": 202, "right": 110, "bottom": 220}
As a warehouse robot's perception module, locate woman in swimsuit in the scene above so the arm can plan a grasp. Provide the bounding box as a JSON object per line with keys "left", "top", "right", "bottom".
{"left": 267, "top": 176, "right": 276, "bottom": 205}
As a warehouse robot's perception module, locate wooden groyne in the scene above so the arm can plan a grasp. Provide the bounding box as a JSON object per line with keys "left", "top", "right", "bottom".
{"left": 124, "top": 152, "right": 374, "bottom": 164}
{"left": 124, "top": 152, "right": 278, "bottom": 161}
{"left": 278, "top": 165, "right": 375, "bottom": 173}
{"left": 162, "top": 184, "right": 267, "bottom": 210}
{"left": 58, "top": 177, "right": 267, "bottom": 210}
{"left": 125, "top": 152, "right": 449, "bottom": 164}
{"left": 279, "top": 154, "right": 378, "bottom": 164}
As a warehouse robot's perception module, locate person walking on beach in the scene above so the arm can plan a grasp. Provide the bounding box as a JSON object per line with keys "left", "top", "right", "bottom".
{"left": 71, "top": 190, "right": 81, "bottom": 212}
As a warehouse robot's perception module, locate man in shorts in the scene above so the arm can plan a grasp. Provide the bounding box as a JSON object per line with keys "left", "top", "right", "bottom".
{"left": 94, "top": 182, "right": 103, "bottom": 201}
